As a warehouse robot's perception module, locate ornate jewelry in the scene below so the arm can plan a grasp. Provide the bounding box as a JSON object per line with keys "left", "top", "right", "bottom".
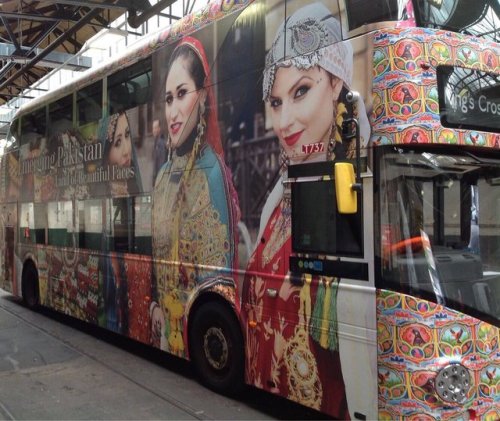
{"left": 284, "top": 326, "right": 323, "bottom": 409}
{"left": 284, "top": 274, "right": 322, "bottom": 408}
{"left": 106, "top": 113, "right": 121, "bottom": 143}
{"left": 291, "top": 18, "right": 330, "bottom": 56}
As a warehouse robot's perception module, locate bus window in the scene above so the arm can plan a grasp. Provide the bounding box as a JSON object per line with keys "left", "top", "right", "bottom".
{"left": 291, "top": 179, "right": 363, "bottom": 256}
{"left": 48, "top": 201, "right": 74, "bottom": 247}
{"left": 107, "top": 58, "right": 152, "bottom": 114}
{"left": 6, "top": 118, "right": 19, "bottom": 151}
{"left": 33, "top": 203, "right": 47, "bottom": 245}
{"left": 20, "top": 202, "right": 34, "bottom": 244}
{"left": 103, "top": 195, "right": 151, "bottom": 254}
{"left": 20, "top": 202, "right": 46, "bottom": 245}
{"left": 49, "top": 94, "right": 74, "bottom": 137}
{"left": 134, "top": 195, "right": 152, "bottom": 255}
{"left": 77, "top": 81, "right": 103, "bottom": 127}
{"left": 421, "top": 175, "right": 471, "bottom": 248}
{"left": 345, "top": 0, "right": 402, "bottom": 31}
{"left": 19, "top": 109, "right": 47, "bottom": 203}
{"left": 20, "top": 107, "right": 47, "bottom": 147}
{"left": 105, "top": 197, "right": 134, "bottom": 253}
{"left": 77, "top": 199, "right": 103, "bottom": 251}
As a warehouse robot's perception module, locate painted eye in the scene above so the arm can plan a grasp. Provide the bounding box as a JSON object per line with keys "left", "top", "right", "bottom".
{"left": 269, "top": 98, "right": 282, "bottom": 108}
{"left": 177, "top": 88, "right": 187, "bottom": 99}
{"left": 165, "top": 94, "right": 173, "bottom": 104}
{"left": 295, "top": 85, "right": 309, "bottom": 99}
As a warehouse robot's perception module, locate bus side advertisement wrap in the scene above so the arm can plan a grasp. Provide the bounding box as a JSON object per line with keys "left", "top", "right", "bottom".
{"left": 0, "top": 0, "right": 499, "bottom": 420}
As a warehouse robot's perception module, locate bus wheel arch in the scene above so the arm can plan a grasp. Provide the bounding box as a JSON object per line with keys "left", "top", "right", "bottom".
{"left": 22, "top": 260, "right": 40, "bottom": 310}
{"left": 188, "top": 294, "right": 245, "bottom": 396}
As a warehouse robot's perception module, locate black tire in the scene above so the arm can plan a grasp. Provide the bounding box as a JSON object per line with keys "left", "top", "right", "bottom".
{"left": 189, "top": 302, "right": 244, "bottom": 395}
{"left": 22, "top": 263, "right": 40, "bottom": 310}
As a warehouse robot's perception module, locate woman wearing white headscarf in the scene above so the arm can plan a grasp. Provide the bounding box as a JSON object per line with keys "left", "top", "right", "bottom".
{"left": 242, "top": 3, "right": 371, "bottom": 419}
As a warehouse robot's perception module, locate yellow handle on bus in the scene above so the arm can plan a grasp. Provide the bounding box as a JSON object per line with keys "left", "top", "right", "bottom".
{"left": 334, "top": 162, "right": 358, "bottom": 214}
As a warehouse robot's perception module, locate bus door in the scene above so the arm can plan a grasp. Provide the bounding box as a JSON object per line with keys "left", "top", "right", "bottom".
{"left": 284, "top": 161, "right": 376, "bottom": 417}
{"left": 1, "top": 204, "right": 17, "bottom": 294}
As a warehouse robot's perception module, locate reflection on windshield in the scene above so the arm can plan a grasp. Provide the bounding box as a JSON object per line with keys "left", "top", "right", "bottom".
{"left": 414, "top": 0, "right": 499, "bottom": 42}
{"left": 379, "top": 146, "right": 500, "bottom": 326}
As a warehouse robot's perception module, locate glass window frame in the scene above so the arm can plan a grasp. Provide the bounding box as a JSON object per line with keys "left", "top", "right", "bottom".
{"left": 291, "top": 178, "right": 364, "bottom": 257}
{"left": 374, "top": 144, "right": 500, "bottom": 327}
{"left": 107, "top": 57, "right": 152, "bottom": 115}
{"left": 48, "top": 94, "right": 74, "bottom": 136}
{"left": 77, "top": 80, "right": 104, "bottom": 127}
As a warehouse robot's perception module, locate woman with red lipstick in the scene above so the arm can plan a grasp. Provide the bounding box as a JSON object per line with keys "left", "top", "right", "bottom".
{"left": 242, "top": 3, "right": 369, "bottom": 419}
{"left": 101, "top": 110, "right": 143, "bottom": 197}
{"left": 150, "top": 37, "right": 239, "bottom": 357}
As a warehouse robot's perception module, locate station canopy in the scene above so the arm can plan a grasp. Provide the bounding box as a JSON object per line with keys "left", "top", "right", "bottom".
{"left": 0, "top": 0, "right": 179, "bottom": 107}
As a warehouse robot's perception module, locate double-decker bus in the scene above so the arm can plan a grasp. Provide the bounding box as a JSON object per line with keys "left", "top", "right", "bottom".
{"left": 0, "top": 0, "right": 499, "bottom": 419}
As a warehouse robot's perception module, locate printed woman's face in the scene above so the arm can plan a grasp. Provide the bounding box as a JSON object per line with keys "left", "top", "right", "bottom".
{"left": 109, "top": 114, "right": 132, "bottom": 167}
{"left": 165, "top": 56, "right": 204, "bottom": 149}
{"left": 269, "top": 66, "right": 343, "bottom": 163}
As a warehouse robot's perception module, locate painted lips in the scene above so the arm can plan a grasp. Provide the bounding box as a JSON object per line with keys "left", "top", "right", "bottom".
{"left": 170, "top": 122, "right": 182, "bottom": 135}
{"left": 283, "top": 130, "right": 303, "bottom": 147}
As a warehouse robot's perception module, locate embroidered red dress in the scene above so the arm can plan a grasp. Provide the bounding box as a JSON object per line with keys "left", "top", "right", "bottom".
{"left": 243, "top": 187, "right": 350, "bottom": 419}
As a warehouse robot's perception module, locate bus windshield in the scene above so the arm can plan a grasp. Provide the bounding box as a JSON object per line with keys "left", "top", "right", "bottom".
{"left": 378, "top": 145, "right": 500, "bottom": 326}
{"left": 414, "top": 0, "right": 500, "bottom": 41}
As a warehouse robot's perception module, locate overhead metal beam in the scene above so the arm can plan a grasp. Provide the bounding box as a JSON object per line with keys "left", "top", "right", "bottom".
{"left": 158, "top": 12, "right": 181, "bottom": 20}
{"left": 0, "top": 8, "right": 101, "bottom": 93}
{"left": 11, "top": 84, "right": 48, "bottom": 92}
{"left": 48, "top": 0, "right": 153, "bottom": 11}
{"left": 12, "top": 56, "right": 90, "bottom": 71}
{"left": 0, "top": 93, "right": 35, "bottom": 99}
{"left": 44, "top": 0, "right": 128, "bottom": 10}
{"left": 0, "top": 17, "right": 21, "bottom": 51}
{"left": 0, "top": 20, "right": 61, "bottom": 82}
{"left": 0, "top": 43, "right": 91, "bottom": 71}
{"left": 0, "top": 11, "right": 78, "bottom": 23}
{"left": 24, "top": 71, "right": 42, "bottom": 89}
{"left": 128, "top": 0, "right": 176, "bottom": 28}
{"left": 52, "top": 28, "right": 84, "bottom": 52}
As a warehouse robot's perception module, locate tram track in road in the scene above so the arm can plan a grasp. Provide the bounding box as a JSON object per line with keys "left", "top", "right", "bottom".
{"left": 0, "top": 401, "right": 15, "bottom": 421}
{"left": 0, "top": 296, "right": 211, "bottom": 421}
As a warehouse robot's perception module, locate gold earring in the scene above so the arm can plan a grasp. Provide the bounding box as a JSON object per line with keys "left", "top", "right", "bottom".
{"left": 327, "top": 122, "right": 337, "bottom": 161}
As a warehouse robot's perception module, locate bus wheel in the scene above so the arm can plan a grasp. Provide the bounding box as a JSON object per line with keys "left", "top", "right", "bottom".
{"left": 189, "top": 302, "right": 244, "bottom": 395}
{"left": 22, "top": 262, "right": 40, "bottom": 310}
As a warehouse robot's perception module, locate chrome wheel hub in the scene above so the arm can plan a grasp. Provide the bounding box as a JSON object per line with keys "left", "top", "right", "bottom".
{"left": 435, "top": 363, "right": 471, "bottom": 404}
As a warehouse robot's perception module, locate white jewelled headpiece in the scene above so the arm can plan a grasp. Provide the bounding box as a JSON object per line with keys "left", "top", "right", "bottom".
{"left": 263, "top": 2, "right": 353, "bottom": 100}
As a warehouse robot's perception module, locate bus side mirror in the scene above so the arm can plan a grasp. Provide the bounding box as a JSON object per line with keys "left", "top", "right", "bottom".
{"left": 335, "top": 162, "right": 358, "bottom": 214}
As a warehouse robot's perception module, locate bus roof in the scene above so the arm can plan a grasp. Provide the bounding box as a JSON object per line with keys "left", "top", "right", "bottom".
{"left": 15, "top": 0, "right": 249, "bottom": 119}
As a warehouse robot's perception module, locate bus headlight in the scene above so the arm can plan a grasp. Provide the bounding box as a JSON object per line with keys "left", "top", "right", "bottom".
{"left": 435, "top": 363, "right": 471, "bottom": 404}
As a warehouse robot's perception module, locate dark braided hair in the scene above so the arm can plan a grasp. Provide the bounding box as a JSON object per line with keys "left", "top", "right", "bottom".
{"left": 167, "top": 44, "right": 206, "bottom": 91}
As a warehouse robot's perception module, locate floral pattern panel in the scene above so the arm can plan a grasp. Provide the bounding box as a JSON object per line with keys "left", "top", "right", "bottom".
{"left": 371, "top": 28, "right": 500, "bottom": 148}
{"left": 377, "top": 290, "right": 500, "bottom": 420}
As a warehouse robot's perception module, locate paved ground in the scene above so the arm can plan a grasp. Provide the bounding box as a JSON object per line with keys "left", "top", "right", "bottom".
{"left": 0, "top": 290, "right": 329, "bottom": 420}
